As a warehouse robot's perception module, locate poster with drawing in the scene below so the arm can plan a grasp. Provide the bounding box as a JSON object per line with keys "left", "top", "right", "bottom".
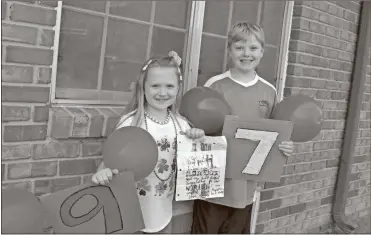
{"left": 175, "top": 135, "right": 227, "bottom": 201}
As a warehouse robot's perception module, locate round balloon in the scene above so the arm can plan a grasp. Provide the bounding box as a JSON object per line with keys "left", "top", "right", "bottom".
{"left": 180, "top": 87, "right": 231, "bottom": 135}
{"left": 273, "top": 95, "right": 323, "bottom": 142}
{"left": 2, "top": 188, "right": 44, "bottom": 234}
{"left": 103, "top": 126, "right": 158, "bottom": 181}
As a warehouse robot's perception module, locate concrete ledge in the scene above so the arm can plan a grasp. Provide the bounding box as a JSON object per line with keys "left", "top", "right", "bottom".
{"left": 50, "top": 106, "right": 125, "bottom": 139}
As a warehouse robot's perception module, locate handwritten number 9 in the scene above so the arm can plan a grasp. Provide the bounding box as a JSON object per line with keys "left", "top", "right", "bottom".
{"left": 60, "top": 186, "right": 123, "bottom": 234}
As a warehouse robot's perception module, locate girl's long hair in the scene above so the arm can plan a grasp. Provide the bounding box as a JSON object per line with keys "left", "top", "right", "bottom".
{"left": 115, "top": 55, "right": 186, "bottom": 131}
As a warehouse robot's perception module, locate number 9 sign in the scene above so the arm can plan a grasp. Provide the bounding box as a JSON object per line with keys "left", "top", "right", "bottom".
{"left": 40, "top": 172, "right": 145, "bottom": 234}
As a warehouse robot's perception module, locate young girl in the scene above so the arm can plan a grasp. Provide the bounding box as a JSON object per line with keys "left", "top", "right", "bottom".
{"left": 91, "top": 51, "right": 205, "bottom": 234}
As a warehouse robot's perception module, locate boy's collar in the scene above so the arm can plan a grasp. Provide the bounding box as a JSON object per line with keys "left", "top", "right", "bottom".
{"left": 226, "top": 70, "right": 259, "bottom": 88}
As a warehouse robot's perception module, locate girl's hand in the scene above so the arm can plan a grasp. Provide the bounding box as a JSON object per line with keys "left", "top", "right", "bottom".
{"left": 278, "top": 141, "right": 294, "bottom": 157}
{"left": 182, "top": 128, "right": 205, "bottom": 140}
{"left": 91, "top": 168, "right": 119, "bottom": 185}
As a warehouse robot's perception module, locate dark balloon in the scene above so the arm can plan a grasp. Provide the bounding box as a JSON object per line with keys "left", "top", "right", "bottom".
{"left": 273, "top": 95, "right": 323, "bottom": 142}
{"left": 2, "top": 188, "right": 44, "bottom": 234}
{"left": 180, "top": 87, "right": 231, "bottom": 135}
{"left": 103, "top": 126, "right": 159, "bottom": 181}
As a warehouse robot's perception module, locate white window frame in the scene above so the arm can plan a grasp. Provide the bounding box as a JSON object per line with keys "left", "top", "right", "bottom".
{"left": 51, "top": 1, "right": 293, "bottom": 105}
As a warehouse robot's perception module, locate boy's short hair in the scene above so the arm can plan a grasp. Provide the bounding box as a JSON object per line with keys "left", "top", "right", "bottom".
{"left": 227, "top": 22, "right": 265, "bottom": 48}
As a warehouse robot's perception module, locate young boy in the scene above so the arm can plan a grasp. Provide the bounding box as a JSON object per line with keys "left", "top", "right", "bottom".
{"left": 191, "top": 22, "right": 294, "bottom": 234}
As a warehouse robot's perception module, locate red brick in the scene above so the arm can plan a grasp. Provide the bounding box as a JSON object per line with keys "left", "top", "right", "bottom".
{"left": 285, "top": 76, "right": 311, "bottom": 88}
{"left": 320, "top": 195, "right": 333, "bottom": 205}
{"left": 31, "top": 161, "right": 58, "bottom": 177}
{"left": 39, "top": 29, "right": 54, "bottom": 47}
{"left": 303, "top": 67, "right": 320, "bottom": 77}
{"left": 83, "top": 108, "right": 104, "bottom": 137}
{"left": 2, "top": 144, "right": 31, "bottom": 160}
{"left": 2, "top": 181, "right": 32, "bottom": 192}
{"left": 36, "top": 67, "right": 51, "bottom": 84}
{"left": 257, "top": 211, "right": 271, "bottom": 224}
{"left": 66, "top": 108, "right": 89, "bottom": 137}
{"left": 311, "top": 161, "right": 326, "bottom": 171}
{"left": 291, "top": 17, "right": 309, "bottom": 30}
{"left": 9, "top": 3, "right": 56, "bottom": 26}
{"left": 82, "top": 141, "right": 103, "bottom": 157}
{"left": 322, "top": 48, "right": 339, "bottom": 59}
{"left": 310, "top": 79, "right": 326, "bottom": 89}
{"left": 277, "top": 215, "right": 296, "bottom": 228}
{"left": 294, "top": 163, "right": 311, "bottom": 173}
{"left": 59, "top": 159, "right": 101, "bottom": 176}
{"left": 311, "top": 1, "right": 329, "bottom": 12}
{"left": 309, "top": 21, "right": 326, "bottom": 35}
{"left": 33, "top": 105, "right": 49, "bottom": 122}
{"left": 7, "top": 162, "right": 31, "bottom": 179}
{"left": 289, "top": 203, "right": 307, "bottom": 214}
{"left": 99, "top": 108, "right": 120, "bottom": 136}
{"left": 344, "top": 10, "right": 357, "bottom": 23}
{"left": 259, "top": 199, "right": 283, "bottom": 212}
{"left": 264, "top": 219, "right": 279, "bottom": 232}
{"left": 271, "top": 207, "right": 289, "bottom": 219}
{"left": 2, "top": 23, "right": 38, "bottom": 44}
{"left": 286, "top": 64, "right": 303, "bottom": 76}
{"left": 328, "top": 4, "right": 342, "bottom": 18}
{"left": 50, "top": 107, "right": 73, "bottom": 138}
{"left": 2, "top": 105, "right": 31, "bottom": 122}
{"left": 33, "top": 142, "right": 80, "bottom": 159}
{"left": 3, "top": 125, "right": 47, "bottom": 142}
{"left": 261, "top": 190, "right": 274, "bottom": 201}
{"left": 290, "top": 30, "right": 313, "bottom": 43}
{"left": 331, "top": 91, "right": 349, "bottom": 100}
{"left": 2, "top": 64, "right": 33, "bottom": 83}
{"left": 316, "top": 90, "right": 332, "bottom": 99}
{"left": 5, "top": 45, "right": 53, "bottom": 65}
{"left": 2, "top": 85, "right": 50, "bottom": 103}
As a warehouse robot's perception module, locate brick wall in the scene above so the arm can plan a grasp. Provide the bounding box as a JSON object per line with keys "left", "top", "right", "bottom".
{"left": 2, "top": 1, "right": 57, "bottom": 192}
{"left": 254, "top": 1, "right": 370, "bottom": 233}
{"left": 1, "top": 1, "right": 122, "bottom": 199}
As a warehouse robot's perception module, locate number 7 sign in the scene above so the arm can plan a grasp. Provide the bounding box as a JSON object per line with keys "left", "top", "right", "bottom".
{"left": 222, "top": 115, "right": 293, "bottom": 182}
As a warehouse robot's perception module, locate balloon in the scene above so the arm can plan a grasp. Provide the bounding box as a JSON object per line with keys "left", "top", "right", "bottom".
{"left": 103, "top": 126, "right": 158, "bottom": 181}
{"left": 180, "top": 87, "right": 231, "bottom": 135}
{"left": 273, "top": 95, "right": 323, "bottom": 142}
{"left": 2, "top": 188, "right": 44, "bottom": 234}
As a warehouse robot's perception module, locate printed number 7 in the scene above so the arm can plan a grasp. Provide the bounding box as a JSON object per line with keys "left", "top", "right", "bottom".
{"left": 235, "top": 129, "right": 278, "bottom": 175}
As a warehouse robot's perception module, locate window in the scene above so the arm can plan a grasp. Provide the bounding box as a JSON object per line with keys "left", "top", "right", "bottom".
{"left": 52, "top": 1, "right": 293, "bottom": 105}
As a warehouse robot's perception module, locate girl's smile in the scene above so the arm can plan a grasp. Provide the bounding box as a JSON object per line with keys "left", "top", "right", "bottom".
{"left": 144, "top": 67, "right": 179, "bottom": 113}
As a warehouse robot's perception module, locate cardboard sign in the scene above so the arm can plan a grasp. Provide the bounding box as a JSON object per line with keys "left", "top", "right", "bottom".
{"left": 175, "top": 135, "right": 227, "bottom": 201}
{"left": 40, "top": 172, "right": 144, "bottom": 234}
{"left": 222, "top": 115, "right": 293, "bottom": 182}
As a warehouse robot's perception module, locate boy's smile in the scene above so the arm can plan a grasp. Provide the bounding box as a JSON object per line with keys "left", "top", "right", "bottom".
{"left": 229, "top": 34, "right": 264, "bottom": 73}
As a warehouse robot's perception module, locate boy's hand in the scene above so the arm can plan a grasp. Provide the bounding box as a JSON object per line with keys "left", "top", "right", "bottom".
{"left": 92, "top": 168, "right": 119, "bottom": 185}
{"left": 278, "top": 141, "right": 294, "bottom": 157}
{"left": 182, "top": 128, "right": 205, "bottom": 140}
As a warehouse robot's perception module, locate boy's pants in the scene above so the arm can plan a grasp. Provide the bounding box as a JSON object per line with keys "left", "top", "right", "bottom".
{"left": 191, "top": 200, "right": 253, "bottom": 234}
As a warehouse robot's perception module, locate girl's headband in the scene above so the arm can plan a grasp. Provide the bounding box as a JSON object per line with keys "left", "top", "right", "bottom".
{"left": 141, "top": 51, "right": 183, "bottom": 81}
